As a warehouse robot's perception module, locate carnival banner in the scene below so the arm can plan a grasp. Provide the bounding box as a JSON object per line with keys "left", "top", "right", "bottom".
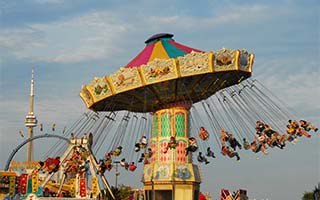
{"left": 16, "top": 176, "right": 21, "bottom": 194}
{"left": 31, "top": 173, "right": 38, "bottom": 193}
{"left": 80, "top": 177, "right": 86, "bottom": 197}
{"left": 91, "top": 177, "right": 98, "bottom": 197}
{"left": 9, "top": 176, "right": 15, "bottom": 196}
{"left": 69, "top": 178, "right": 76, "bottom": 197}
{"left": 20, "top": 174, "right": 28, "bottom": 195}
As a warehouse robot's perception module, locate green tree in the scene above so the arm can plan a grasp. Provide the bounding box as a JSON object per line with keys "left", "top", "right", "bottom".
{"left": 111, "top": 185, "right": 134, "bottom": 200}
{"left": 302, "top": 191, "right": 313, "bottom": 200}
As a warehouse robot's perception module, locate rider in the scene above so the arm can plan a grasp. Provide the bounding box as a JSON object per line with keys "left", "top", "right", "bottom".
{"left": 197, "top": 152, "right": 210, "bottom": 164}
{"left": 198, "top": 127, "right": 209, "bottom": 141}
{"left": 185, "top": 137, "right": 198, "bottom": 155}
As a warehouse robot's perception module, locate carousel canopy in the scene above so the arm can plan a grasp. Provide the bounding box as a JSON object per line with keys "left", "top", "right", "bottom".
{"left": 126, "top": 33, "right": 203, "bottom": 68}
{"left": 80, "top": 33, "right": 254, "bottom": 112}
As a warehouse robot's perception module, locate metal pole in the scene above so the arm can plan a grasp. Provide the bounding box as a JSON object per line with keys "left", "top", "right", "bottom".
{"left": 114, "top": 161, "right": 120, "bottom": 189}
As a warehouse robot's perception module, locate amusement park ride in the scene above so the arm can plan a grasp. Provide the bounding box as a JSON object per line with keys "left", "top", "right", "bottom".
{"left": 1, "top": 33, "right": 318, "bottom": 200}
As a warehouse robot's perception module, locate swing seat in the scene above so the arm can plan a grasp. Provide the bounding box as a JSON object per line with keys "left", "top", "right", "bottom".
{"left": 129, "top": 165, "right": 137, "bottom": 171}
{"left": 168, "top": 142, "right": 177, "bottom": 149}
{"left": 221, "top": 146, "right": 227, "bottom": 156}
{"left": 190, "top": 145, "right": 198, "bottom": 152}
{"left": 199, "top": 132, "right": 209, "bottom": 140}
{"left": 139, "top": 143, "right": 147, "bottom": 149}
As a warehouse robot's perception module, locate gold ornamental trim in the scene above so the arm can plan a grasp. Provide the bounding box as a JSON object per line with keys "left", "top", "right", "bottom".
{"left": 80, "top": 48, "right": 253, "bottom": 110}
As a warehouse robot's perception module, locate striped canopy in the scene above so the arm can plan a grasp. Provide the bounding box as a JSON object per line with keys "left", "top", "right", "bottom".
{"left": 125, "top": 33, "right": 203, "bottom": 68}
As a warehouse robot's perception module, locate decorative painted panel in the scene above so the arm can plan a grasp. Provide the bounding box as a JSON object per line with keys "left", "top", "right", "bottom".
{"left": 161, "top": 113, "right": 171, "bottom": 137}
{"left": 152, "top": 115, "right": 159, "bottom": 137}
{"left": 141, "top": 58, "right": 178, "bottom": 84}
{"left": 86, "top": 77, "right": 112, "bottom": 102}
{"left": 109, "top": 67, "right": 143, "bottom": 93}
{"left": 214, "top": 48, "right": 237, "bottom": 71}
{"left": 80, "top": 86, "right": 94, "bottom": 108}
{"left": 175, "top": 113, "right": 185, "bottom": 137}
{"left": 179, "top": 52, "right": 211, "bottom": 77}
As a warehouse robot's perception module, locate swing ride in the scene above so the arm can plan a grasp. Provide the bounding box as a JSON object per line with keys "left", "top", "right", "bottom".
{"left": 2, "top": 33, "right": 318, "bottom": 200}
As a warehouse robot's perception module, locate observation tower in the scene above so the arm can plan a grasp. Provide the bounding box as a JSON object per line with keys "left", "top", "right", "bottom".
{"left": 25, "top": 67, "right": 38, "bottom": 162}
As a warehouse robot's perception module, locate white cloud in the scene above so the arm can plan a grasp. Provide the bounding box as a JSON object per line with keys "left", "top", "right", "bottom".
{"left": 0, "top": 4, "right": 282, "bottom": 64}
{"left": 146, "top": 4, "right": 273, "bottom": 31}
{"left": 0, "top": 11, "right": 131, "bottom": 63}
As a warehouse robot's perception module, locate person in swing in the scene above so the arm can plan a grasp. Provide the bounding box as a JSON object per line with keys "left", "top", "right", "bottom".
{"left": 255, "top": 121, "right": 265, "bottom": 135}
{"left": 120, "top": 158, "right": 129, "bottom": 170}
{"left": 299, "top": 119, "right": 318, "bottom": 132}
{"left": 243, "top": 138, "right": 251, "bottom": 150}
{"left": 226, "top": 146, "right": 240, "bottom": 161}
{"left": 197, "top": 152, "right": 210, "bottom": 164}
{"left": 206, "top": 147, "right": 216, "bottom": 158}
{"left": 164, "top": 136, "right": 177, "bottom": 153}
{"left": 198, "top": 127, "right": 209, "bottom": 141}
{"left": 251, "top": 137, "right": 268, "bottom": 155}
{"left": 185, "top": 137, "right": 198, "bottom": 155}
{"left": 110, "top": 146, "right": 122, "bottom": 156}
{"left": 219, "top": 129, "right": 230, "bottom": 146}
{"left": 139, "top": 148, "right": 153, "bottom": 162}
{"left": 135, "top": 136, "right": 148, "bottom": 152}
{"left": 227, "top": 134, "right": 242, "bottom": 151}
{"left": 129, "top": 162, "right": 137, "bottom": 171}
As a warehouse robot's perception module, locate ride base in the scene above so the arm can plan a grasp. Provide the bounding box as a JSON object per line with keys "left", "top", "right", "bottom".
{"left": 143, "top": 102, "right": 201, "bottom": 200}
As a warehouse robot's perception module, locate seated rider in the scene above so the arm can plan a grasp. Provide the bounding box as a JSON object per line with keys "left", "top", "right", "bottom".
{"left": 243, "top": 138, "right": 251, "bottom": 150}
{"left": 263, "top": 124, "right": 276, "bottom": 138}
{"left": 251, "top": 137, "right": 268, "bottom": 155}
{"left": 164, "top": 136, "right": 177, "bottom": 153}
{"left": 296, "top": 127, "right": 311, "bottom": 138}
{"left": 286, "top": 124, "right": 297, "bottom": 136}
{"left": 168, "top": 136, "right": 177, "bottom": 149}
{"left": 267, "top": 134, "right": 280, "bottom": 148}
{"left": 198, "top": 127, "right": 209, "bottom": 141}
{"left": 228, "top": 134, "right": 242, "bottom": 151}
{"left": 206, "top": 147, "right": 216, "bottom": 158}
{"left": 110, "top": 146, "right": 122, "bottom": 156}
{"left": 98, "top": 161, "right": 107, "bottom": 175}
{"left": 129, "top": 162, "right": 137, "bottom": 171}
{"left": 299, "top": 120, "right": 318, "bottom": 132}
{"left": 226, "top": 146, "right": 240, "bottom": 161}
{"left": 221, "top": 145, "right": 228, "bottom": 156}
{"left": 120, "top": 158, "right": 129, "bottom": 170}
{"left": 185, "top": 137, "right": 198, "bottom": 155}
{"left": 197, "top": 152, "right": 209, "bottom": 164}
{"left": 258, "top": 132, "right": 268, "bottom": 150}
{"left": 139, "top": 148, "right": 153, "bottom": 163}
{"left": 288, "top": 120, "right": 299, "bottom": 130}
{"left": 255, "top": 121, "right": 265, "bottom": 135}
{"left": 104, "top": 153, "right": 112, "bottom": 165}
{"left": 135, "top": 136, "right": 148, "bottom": 152}
{"left": 220, "top": 129, "right": 230, "bottom": 146}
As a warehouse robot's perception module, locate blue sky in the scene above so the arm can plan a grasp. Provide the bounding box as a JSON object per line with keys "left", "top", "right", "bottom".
{"left": 0, "top": 0, "right": 319, "bottom": 199}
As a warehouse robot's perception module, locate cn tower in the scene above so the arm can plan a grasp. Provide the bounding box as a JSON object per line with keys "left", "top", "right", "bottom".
{"left": 25, "top": 66, "right": 38, "bottom": 162}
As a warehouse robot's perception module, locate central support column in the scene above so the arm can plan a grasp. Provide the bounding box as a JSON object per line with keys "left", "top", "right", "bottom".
{"left": 143, "top": 101, "right": 201, "bottom": 200}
